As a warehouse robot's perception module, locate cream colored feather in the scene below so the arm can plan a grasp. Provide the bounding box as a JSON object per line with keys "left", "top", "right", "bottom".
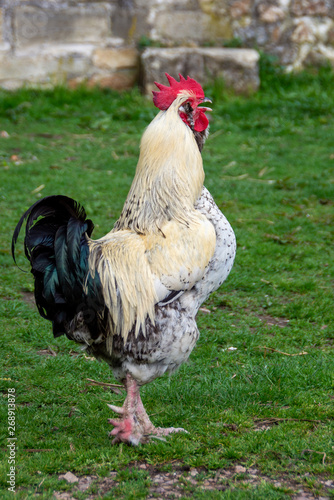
{"left": 86, "top": 91, "right": 216, "bottom": 346}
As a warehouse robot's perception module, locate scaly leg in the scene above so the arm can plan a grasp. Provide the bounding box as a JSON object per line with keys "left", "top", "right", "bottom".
{"left": 108, "top": 373, "right": 187, "bottom": 445}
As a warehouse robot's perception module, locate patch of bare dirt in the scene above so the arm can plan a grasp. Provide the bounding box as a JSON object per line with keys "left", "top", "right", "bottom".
{"left": 52, "top": 464, "right": 334, "bottom": 499}
{"left": 21, "top": 290, "right": 35, "bottom": 308}
{"left": 253, "top": 417, "right": 324, "bottom": 433}
{"left": 256, "top": 314, "right": 290, "bottom": 328}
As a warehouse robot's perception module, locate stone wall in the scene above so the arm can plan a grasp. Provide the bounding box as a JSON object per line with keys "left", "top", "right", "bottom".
{"left": 142, "top": 47, "right": 260, "bottom": 95}
{"left": 230, "top": 0, "right": 334, "bottom": 70}
{"left": 0, "top": 1, "right": 140, "bottom": 90}
{"left": 0, "top": 0, "right": 333, "bottom": 90}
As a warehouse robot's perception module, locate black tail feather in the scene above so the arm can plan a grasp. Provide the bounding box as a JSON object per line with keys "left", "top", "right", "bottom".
{"left": 12, "top": 195, "right": 105, "bottom": 338}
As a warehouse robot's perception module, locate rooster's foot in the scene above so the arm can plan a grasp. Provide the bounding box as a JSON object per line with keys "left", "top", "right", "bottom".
{"left": 108, "top": 414, "right": 147, "bottom": 446}
{"left": 107, "top": 374, "right": 187, "bottom": 445}
{"left": 108, "top": 415, "right": 187, "bottom": 445}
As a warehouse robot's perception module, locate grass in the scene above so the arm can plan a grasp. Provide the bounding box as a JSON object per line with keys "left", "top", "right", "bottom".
{"left": 0, "top": 61, "right": 333, "bottom": 498}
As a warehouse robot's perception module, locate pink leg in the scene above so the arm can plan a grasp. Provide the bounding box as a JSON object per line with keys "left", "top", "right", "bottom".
{"left": 108, "top": 374, "right": 143, "bottom": 445}
{"left": 108, "top": 373, "right": 187, "bottom": 445}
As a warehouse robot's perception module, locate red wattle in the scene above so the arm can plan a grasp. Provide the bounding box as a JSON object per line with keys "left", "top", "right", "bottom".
{"left": 194, "top": 111, "right": 209, "bottom": 132}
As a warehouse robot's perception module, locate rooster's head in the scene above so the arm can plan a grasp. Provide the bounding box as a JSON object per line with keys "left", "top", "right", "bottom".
{"left": 153, "top": 73, "right": 211, "bottom": 133}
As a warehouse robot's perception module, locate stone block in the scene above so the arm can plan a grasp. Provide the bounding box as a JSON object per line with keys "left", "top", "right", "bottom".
{"left": 141, "top": 47, "right": 260, "bottom": 95}
{"left": 85, "top": 70, "right": 139, "bottom": 90}
{"left": 291, "top": 17, "right": 332, "bottom": 44}
{"left": 0, "top": 7, "right": 10, "bottom": 51}
{"left": 153, "top": 10, "right": 232, "bottom": 43}
{"left": 135, "top": 0, "right": 198, "bottom": 8}
{"left": 328, "top": 26, "right": 334, "bottom": 45}
{"left": 15, "top": 43, "right": 97, "bottom": 59}
{"left": 303, "top": 44, "right": 334, "bottom": 67}
{"left": 291, "top": 0, "right": 330, "bottom": 17}
{"left": 291, "top": 19, "right": 316, "bottom": 43}
{"left": 0, "top": 40, "right": 139, "bottom": 91}
{"left": 258, "top": 5, "right": 286, "bottom": 23}
{"left": 93, "top": 48, "right": 139, "bottom": 70}
{"left": 0, "top": 49, "right": 91, "bottom": 89}
{"left": 0, "top": 8, "right": 3, "bottom": 43}
{"left": 111, "top": 7, "right": 150, "bottom": 41}
{"left": 0, "top": 53, "right": 54, "bottom": 83}
{"left": 13, "top": 5, "right": 112, "bottom": 48}
{"left": 230, "top": 0, "right": 251, "bottom": 19}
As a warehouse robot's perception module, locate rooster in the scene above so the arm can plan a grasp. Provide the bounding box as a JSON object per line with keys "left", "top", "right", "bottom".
{"left": 12, "top": 74, "right": 236, "bottom": 445}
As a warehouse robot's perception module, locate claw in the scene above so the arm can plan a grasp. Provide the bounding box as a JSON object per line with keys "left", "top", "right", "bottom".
{"left": 148, "top": 435, "right": 167, "bottom": 442}
{"left": 108, "top": 418, "right": 121, "bottom": 426}
{"left": 155, "top": 426, "right": 188, "bottom": 436}
{"left": 107, "top": 403, "right": 124, "bottom": 415}
{"left": 109, "top": 418, "right": 132, "bottom": 434}
{"left": 109, "top": 426, "right": 122, "bottom": 436}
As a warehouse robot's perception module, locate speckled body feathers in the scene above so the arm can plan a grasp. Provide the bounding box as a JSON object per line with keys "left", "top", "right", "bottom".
{"left": 69, "top": 187, "right": 236, "bottom": 385}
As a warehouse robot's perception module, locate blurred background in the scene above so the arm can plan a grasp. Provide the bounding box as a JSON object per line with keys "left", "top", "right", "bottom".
{"left": 0, "top": 0, "right": 333, "bottom": 93}
{"left": 1, "top": 2, "right": 334, "bottom": 499}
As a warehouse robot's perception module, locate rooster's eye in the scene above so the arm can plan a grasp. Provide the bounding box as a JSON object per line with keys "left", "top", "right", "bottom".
{"left": 184, "top": 102, "right": 193, "bottom": 114}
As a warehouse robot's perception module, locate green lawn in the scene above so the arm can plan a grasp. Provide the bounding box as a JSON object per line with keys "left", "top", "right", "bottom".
{"left": 0, "top": 62, "right": 333, "bottom": 499}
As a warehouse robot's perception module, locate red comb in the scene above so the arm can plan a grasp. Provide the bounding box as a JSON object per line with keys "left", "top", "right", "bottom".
{"left": 153, "top": 73, "right": 205, "bottom": 110}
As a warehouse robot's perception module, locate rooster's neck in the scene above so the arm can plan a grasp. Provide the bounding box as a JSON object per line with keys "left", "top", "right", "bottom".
{"left": 114, "top": 97, "right": 205, "bottom": 234}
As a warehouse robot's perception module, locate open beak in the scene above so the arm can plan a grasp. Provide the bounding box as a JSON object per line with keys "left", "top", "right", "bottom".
{"left": 198, "top": 97, "right": 212, "bottom": 112}
{"left": 198, "top": 97, "right": 212, "bottom": 113}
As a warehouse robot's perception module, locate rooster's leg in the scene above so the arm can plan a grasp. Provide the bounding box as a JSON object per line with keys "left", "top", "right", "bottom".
{"left": 108, "top": 373, "right": 187, "bottom": 445}
{"left": 108, "top": 373, "right": 143, "bottom": 445}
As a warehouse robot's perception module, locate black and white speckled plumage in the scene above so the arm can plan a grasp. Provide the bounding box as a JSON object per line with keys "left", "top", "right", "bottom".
{"left": 12, "top": 77, "right": 238, "bottom": 444}
{"left": 68, "top": 186, "right": 236, "bottom": 386}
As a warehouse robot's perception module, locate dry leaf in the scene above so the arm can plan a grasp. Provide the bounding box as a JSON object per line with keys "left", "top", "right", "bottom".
{"left": 31, "top": 184, "right": 45, "bottom": 194}
{"left": 258, "top": 167, "right": 268, "bottom": 177}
